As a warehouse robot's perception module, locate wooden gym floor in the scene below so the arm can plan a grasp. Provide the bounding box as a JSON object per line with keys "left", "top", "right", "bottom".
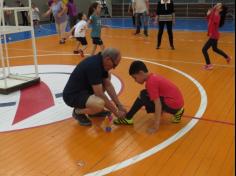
{"left": 0, "top": 28, "right": 235, "bottom": 176}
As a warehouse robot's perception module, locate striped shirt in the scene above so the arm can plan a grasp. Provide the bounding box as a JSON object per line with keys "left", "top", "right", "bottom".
{"left": 156, "top": 0, "right": 175, "bottom": 21}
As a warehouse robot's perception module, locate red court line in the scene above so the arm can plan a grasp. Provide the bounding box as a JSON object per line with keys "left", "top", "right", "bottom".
{"left": 124, "top": 105, "right": 235, "bottom": 126}
{"left": 182, "top": 115, "right": 235, "bottom": 126}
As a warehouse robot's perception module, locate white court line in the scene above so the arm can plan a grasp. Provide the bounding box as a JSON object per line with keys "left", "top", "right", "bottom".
{"left": 7, "top": 47, "right": 69, "bottom": 54}
{"left": 6, "top": 53, "right": 235, "bottom": 68}
{"left": 6, "top": 27, "right": 234, "bottom": 45}
{"left": 104, "top": 34, "right": 234, "bottom": 44}
{"left": 84, "top": 57, "right": 208, "bottom": 176}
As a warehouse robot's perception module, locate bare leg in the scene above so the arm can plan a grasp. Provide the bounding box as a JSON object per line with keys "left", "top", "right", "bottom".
{"left": 91, "top": 44, "right": 97, "bottom": 55}
{"left": 100, "top": 44, "right": 105, "bottom": 52}
{"left": 75, "top": 95, "right": 105, "bottom": 115}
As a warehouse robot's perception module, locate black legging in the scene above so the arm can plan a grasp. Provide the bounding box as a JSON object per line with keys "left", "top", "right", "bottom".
{"left": 158, "top": 21, "right": 174, "bottom": 47}
{"left": 21, "top": 12, "right": 28, "bottom": 26}
{"left": 202, "top": 38, "right": 228, "bottom": 65}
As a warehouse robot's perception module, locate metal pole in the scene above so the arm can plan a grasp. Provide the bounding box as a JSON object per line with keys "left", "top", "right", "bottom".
{"left": 0, "top": 0, "right": 8, "bottom": 88}
{"left": 122, "top": 0, "right": 124, "bottom": 17}
{"left": 29, "top": 0, "right": 39, "bottom": 77}
{"left": 186, "top": 2, "right": 189, "bottom": 18}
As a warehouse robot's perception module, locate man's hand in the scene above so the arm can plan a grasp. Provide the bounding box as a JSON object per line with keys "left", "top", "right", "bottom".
{"left": 115, "top": 110, "right": 126, "bottom": 119}
{"left": 117, "top": 104, "right": 127, "bottom": 113}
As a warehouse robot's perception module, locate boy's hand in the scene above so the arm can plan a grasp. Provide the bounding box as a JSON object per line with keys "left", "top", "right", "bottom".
{"left": 146, "top": 120, "right": 160, "bottom": 134}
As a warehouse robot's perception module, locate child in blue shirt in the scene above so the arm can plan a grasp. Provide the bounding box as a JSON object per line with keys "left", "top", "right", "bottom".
{"left": 88, "top": 2, "right": 109, "bottom": 55}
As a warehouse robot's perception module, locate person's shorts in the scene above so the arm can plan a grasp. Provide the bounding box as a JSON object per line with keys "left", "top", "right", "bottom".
{"left": 63, "top": 90, "right": 92, "bottom": 109}
{"left": 92, "top": 37, "right": 103, "bottom": 45}
{"left": 76, "top": 37, "right": 88, "bottom": 46}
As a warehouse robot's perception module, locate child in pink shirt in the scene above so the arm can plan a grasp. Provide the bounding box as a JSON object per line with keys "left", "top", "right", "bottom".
{"left": 114, "top": 61, "right": 184, "bottom": 133}
{"left": 202, "top": 3, "right": 231, "bottom": 70}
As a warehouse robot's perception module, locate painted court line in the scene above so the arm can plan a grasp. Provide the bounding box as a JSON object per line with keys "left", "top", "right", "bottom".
{"left": 6, "top": 53, "right": 235, "bottom": 68}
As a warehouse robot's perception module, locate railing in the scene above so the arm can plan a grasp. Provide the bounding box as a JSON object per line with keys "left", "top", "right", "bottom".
{"left": 112, "top": 2, "right": 235, "bottom": 19}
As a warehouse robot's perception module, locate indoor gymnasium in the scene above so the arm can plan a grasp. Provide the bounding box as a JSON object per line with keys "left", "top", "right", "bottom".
{"left": 0, "top": 0, "right": 235, "bottom": 175}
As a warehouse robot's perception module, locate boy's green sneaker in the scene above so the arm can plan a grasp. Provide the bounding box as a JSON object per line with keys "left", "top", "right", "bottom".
{"left": 113, "top": 118, "right": 134, "bottom": 125}
{"left": 172, "top": 108, "right": 184, "bottom": 123}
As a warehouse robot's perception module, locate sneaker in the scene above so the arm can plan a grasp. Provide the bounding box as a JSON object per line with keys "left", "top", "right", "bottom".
{"left": 88, "top": 110, "right": 111, "bottom": 118}
{"left": 203, "top": 64, "right": 213, "bottom": 70}
{"left": 156, "top": 46, "right": 160, "bottom": 50}
{"left": 59, "top": 39, "right": 65, "bottom": 44}
{"left": 171, "top": 46, "right": 175, "bottom": 50}
{"left": 144, "top": 32, "right": 148, "bottom": 37}
{"left": 172, "top": 108, "right": 184, "bottom": 123}
{"left": 79, "top": 50, "right": 84, "bottom": 57}
{"left": 72, "top": 109, "right": 92, "bottom": 126}
{"left": 113, "top": 118, "right": 134, "bottom": 125}
{"left": 134, "top": 31, "right": 140, "bottom": 35}
{"left": 226, "top": 56, "right": 231, "bottom": 64}
{"left": 73, "top": 50, "right": 79, "bottom": 54}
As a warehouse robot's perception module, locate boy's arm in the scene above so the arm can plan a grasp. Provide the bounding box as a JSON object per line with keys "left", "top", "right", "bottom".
{"left": 147, "top": 98, "right": 162, "bottom": 134}
{"left": 65, "top": 26, "right": 75, "bottom": 40}
{"left": 87, "top": 17, "right": 93, "bottom": 25}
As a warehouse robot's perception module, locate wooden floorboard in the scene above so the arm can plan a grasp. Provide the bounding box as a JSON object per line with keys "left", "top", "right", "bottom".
{"left": 0, "top": 28, "right": 234, "bottom": 176}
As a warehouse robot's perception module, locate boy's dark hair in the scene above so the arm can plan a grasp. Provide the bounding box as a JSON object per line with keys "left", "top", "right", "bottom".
{"left": 219, "top": 5, "right": 228, "bottom": 27}
{"left": 77, "top": 12, "right": 84, "bottom": 20}
{"left": 88, "top": 2, "right": 99, "bottom": 18}
{"left": 129, "top": 61, "right": 148, "bottom": 75}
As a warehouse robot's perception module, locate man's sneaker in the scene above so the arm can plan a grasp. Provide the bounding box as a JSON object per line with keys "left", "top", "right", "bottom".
{"left": 113, "top": 118, "right": 133, "bottom": 125}
{"left": 203, "top": 64, "right": 213, "bottom": 70}
{"left": 226, "top": 56, "right": 231, "bottom": 64}
{"left": 172, "top": 108, "right": 184, "bottom": 123}
{"left": 144, "top": 32, "right": 148, "bottom": 37}
{"left": 89, "top": 110, "right": 111, "bottom": 118}
{"left": 171, "top": 46, "right": 175, "bottom": 50}
{"left": 72, "top": 109, "right": 92, "bottom": 126}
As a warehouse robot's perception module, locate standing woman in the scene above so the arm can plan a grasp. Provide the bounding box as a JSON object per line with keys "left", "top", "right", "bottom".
{"left": 155, "top": 0, "right": 175, "bottom": 50}
{"left": 128, "top": 0, "right": 135, "bottom": 26}
{"left": 44, "top": 0, "right": 68, "bottom": 44}
{"left": 67, "top": 0, "right": 77, "bottom": 29}
{"left": 31, "top": 3, "right": 40, "bottom": 31}
{"left": 16, "top": 0, "right": 29, "bottom": 26}
{"left": 133, "top": 0, "right": 149, "bottom": 37}
{"left": 202, "top": 3, "right": 231, "bottom": 70}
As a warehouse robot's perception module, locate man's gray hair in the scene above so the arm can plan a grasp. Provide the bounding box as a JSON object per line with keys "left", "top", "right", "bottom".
{"left": 101, "top": 48, "right": 120, "bottom": 61}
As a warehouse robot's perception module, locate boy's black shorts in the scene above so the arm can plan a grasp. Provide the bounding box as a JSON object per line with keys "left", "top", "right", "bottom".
{"left": 140, "top": 89, "right": 181, "bottom": 114}
{"left": 76, "top": 37, "right": 88, "bottom": 46}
